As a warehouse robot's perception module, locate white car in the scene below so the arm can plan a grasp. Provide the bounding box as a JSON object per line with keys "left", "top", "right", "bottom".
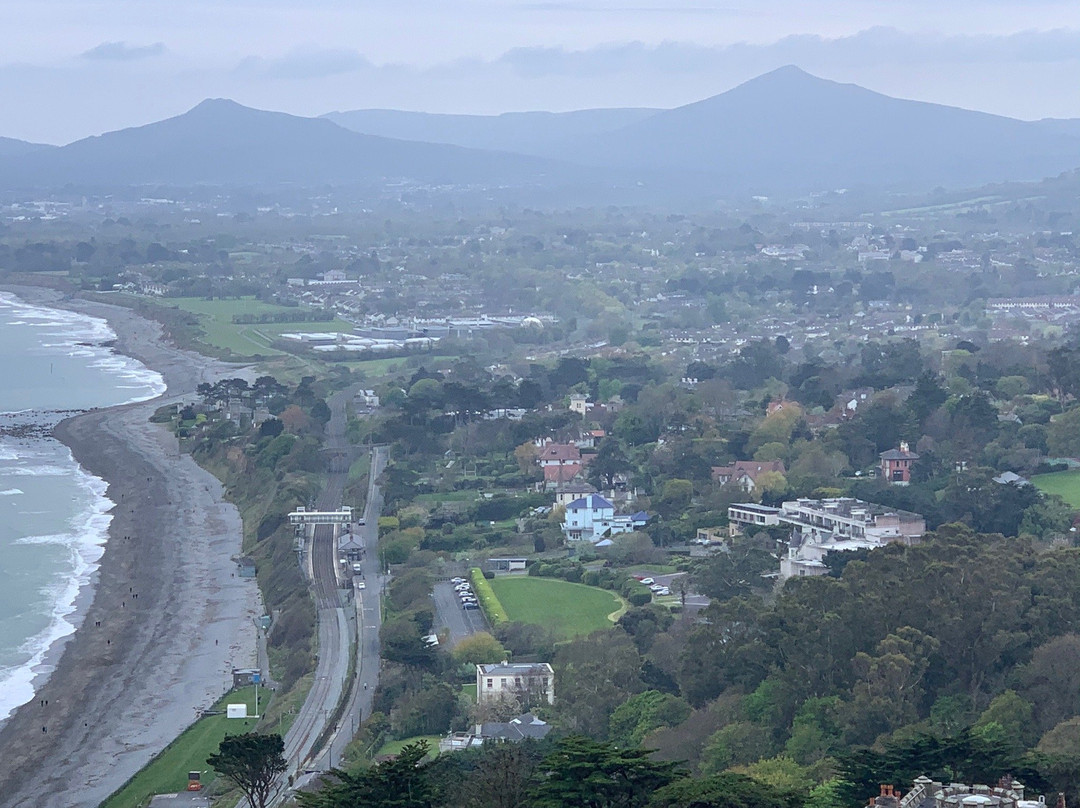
{"left": 650, "top": 584, "right": 664, "bottom": 592}
{"left": 657, "top": 587, "right": 670, "bottom": 596}
{"left": 640, "top": 577, "right": 655, "bottom": 585}
{"left": 357, "top": 581, "right": 366, "bottom": 590}
{"left": 450, "top": 577, "right": 466, "bottom": 584}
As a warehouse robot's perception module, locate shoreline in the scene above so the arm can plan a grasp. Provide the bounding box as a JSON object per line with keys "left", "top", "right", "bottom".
{"left": 0, "top": 287, "right": 262, "bottom": 808}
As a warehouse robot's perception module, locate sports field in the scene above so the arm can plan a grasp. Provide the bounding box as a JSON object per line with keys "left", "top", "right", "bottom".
{"left": 163, "top": 297, "right": 353, "bottom": 356}
{"left": 1032, "top": 469, "right": 1080, "bottom": 509}
{"left": 488, "top": 576, "right": 625, "bottom": 640}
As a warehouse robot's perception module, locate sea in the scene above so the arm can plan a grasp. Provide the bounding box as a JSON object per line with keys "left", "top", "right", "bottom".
{"left": 0, "top": 291, "right": 166, "bottom": 723}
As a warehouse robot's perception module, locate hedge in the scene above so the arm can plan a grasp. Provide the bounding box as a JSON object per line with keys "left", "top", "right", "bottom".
{"left": 469, "top": 567, "right": 508, "bottom": 625}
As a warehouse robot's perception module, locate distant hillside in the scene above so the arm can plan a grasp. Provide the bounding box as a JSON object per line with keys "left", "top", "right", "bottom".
{"left": 0, "top": 137, "right": 55, "bottom": 159}
{"left": 323, "top": 107, "right": 659, "bottom": 157}
{"left": 569, "top": 66, "right": 1080, "bottom": 193}
{"left": 0, "top": 100, "right": 573, "bottom": 190}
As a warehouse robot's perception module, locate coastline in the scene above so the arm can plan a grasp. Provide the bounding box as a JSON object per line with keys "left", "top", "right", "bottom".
{"left": 0, "top": 287, "right": 262, "bottom": 808}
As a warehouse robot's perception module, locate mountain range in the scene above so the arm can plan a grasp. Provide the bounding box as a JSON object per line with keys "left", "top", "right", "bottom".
{"left": 3, "top": 67, "right": 1080, "bottom": 197}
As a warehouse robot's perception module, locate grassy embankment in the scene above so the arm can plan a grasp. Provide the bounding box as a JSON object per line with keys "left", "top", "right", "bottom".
{"left": 99, "top": 687, "right": 262, "bottom": 808}
{"left": 1032, "top": 469, "right": 1080, "bottom": 508}
{"left": 488, "top": 576, "right": 627, "bottom": 640}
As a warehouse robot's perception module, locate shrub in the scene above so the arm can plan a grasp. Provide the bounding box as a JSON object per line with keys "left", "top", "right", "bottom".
{"left": 470, "top": 567, "right": 508, "bottom": 625}
{"left": 628, "top": 591, "right": 652, "bottom": 607}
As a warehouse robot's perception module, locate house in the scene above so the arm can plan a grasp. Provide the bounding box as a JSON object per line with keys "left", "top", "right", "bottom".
{"left": 476, "top": 663, "right": 555, "bottom": 706}
{"left": 355, "top": 389, "right": 380, "bottom": 409}
{"left": 438, "top": 713, "right": 551, "bottom": 753}
{"left": 569, "top": 394, "right": 591, "bottom": 415}
{"left": 538, "top": 442, "right": 581, "bottom": 468}
{"left": 777, "top": 497, "right": 925, "bottom": 580}
{"left": 865, "top": 775, "right": 1041, "bottom": 808}
{"left": 695, "top": 527, "right": 727, "bottom": 545}
{"left": 562, "top": 494, "right": 647, "bottom": 543}
{"left": 726, "top": 503, "right": 782, "bottom": 537}
{"left": 538, "top": 443, "right": 584, "bottom": 487}
{"left": 880, "top": 442, "right": 919, "bottom": 484}
{"left": 554, "top": 482, "right": 597, "bottom": 508}
{"left": 711, "top": 460, "right": 786, "bottom": 493}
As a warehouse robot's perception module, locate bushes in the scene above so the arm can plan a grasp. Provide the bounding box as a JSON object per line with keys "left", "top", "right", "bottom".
{"left": 470, "top": 567, "right": 508, "bottom": 625}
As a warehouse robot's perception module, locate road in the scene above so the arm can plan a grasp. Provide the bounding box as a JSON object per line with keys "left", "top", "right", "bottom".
{"left": 432, "top": 581, "right": 488, "bottom": 646}
{"left": 271, "top": 388, "right": 387, "bottom": 802}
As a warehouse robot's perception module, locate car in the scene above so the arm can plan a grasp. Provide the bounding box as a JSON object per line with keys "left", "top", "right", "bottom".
{"left": 454, "top": 583, "right": 471, "bottom": 590}
{"left": 351, "top": 562, "right": 363, "bottom": 574}
{"left": 649, "top": 584, "right": 664, "bottom": 592}
{"left": 640, "top": 577, "right": 655, "bottom": 585}
{"left": 357, "top": 581, "right": 367, "bottom": 590}
{"left": 657, "top": 587, "right": 670, "bottom": 596}
{"left": 450, "top": 577, "right": 466, "bottom": 584}
{"left": 463, "top": 603, "right": 480, "bottom": 610}
{"left": 456, "top": 587, "right": 473, "bottom": 595}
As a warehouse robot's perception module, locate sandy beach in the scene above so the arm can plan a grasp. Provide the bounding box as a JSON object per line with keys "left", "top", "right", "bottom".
{"left": 0, "top": 288, "right": 261, "bottom": 808}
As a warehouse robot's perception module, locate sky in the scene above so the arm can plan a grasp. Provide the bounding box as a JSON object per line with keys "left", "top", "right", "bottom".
{"left": 3, "top": 0, "right": 1080, "bottom": 144}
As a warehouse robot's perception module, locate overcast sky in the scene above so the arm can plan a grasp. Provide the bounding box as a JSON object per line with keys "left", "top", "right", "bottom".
{"left": 4, "top": 0, "right": 1080, "bottom": 144}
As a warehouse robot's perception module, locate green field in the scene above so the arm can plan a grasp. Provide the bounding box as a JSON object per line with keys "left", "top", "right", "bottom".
{"left": 159, "top": 297, "right": 353, "bottom": 356}
{"left": 375, "top": 735, "right": 441, "bottom": 759}
{"left": 1032, "top": 470, "right": 1080, "bottom": 508}
{"left": 101, "top": 687, "right": 264, "bottom": 808}
{"left": 488, "top": 576, "right": 625, "bottom": 640}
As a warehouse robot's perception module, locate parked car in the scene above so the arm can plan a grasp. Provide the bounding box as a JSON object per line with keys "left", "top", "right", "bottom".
{"left": 351, "top": 562, "right": 363, "bottom": 574}
{"left": 649, "top": 584, "right": 664, "bottom": 592}
{"left": 463, "top": 603, "right": 480, "bottom": 610}
{"left": 450, "top": 577, "right": 466, "bottom": 584}
{"left": 640, "top": 577, "right": 655, "bottom": 585}
{"left": 657, "top": 587, "right": 670, "bottom": 596}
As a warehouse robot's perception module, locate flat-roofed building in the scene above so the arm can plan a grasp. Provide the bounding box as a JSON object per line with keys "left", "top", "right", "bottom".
{"left": 777, "top": 497, "right": 925, "bottom": 580}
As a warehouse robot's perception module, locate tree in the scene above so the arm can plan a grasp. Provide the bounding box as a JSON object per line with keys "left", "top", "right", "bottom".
{"left": 589, "top": 438, "right": 633, "bottom": 489}
{"left": 459, "top": 743, "right": 539, "bottom": 808}
{"left": 530, "top": 736, "right": 683, "bottom": 808}
{"left": 1047, "top": 407, "right": 1080, "bottom": 457}
{"left": 207, "top": 732, "right": 287, "bottom": 808}
{"left": 299, "top": 741, "right": 433, "bottom": 808}
{"left": 452, "top": 632, "right": 508, "bottom": 667}
{"left": 655, "top": 479, "right": 693, "bottom": 520}
{"left": 650, "top": 772, "right": 794, "bottom": 808}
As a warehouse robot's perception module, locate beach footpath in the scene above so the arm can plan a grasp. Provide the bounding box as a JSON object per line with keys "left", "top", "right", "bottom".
{"left": 0, "top": 289, "right": 261, "bottom": 808}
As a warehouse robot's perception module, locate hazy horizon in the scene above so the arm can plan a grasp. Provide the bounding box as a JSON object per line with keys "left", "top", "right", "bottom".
{"left": 5, "top": 0, "right": 1080, "bottom": 144}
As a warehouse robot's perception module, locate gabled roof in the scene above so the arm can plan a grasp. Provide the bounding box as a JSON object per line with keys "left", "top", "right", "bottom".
{"left": 539, "top": 443, "right": 581, "bottom": 462}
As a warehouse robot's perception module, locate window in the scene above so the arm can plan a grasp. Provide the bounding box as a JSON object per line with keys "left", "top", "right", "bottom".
{"left": 487, "top": 679, "right": 493, "bottom": 688}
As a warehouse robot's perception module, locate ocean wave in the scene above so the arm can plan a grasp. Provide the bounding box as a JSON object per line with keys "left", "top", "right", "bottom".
{"left": 0, "top": 488, "right": 22, "bottom": 496}
{"left": 0, "top": 292, "right": 166, "bottom": 407}
{"left": 3, "top": 465, "right": 72, "bottom": 477}
{"left": 0, "top": 459, "right": 112, "bottom": 722}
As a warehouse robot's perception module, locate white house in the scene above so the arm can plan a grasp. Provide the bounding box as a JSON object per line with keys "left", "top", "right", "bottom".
{"left": 476, "top": 662, "right": 555, "bottom": 706}
{"left": 562, "top": 494, "right": 647, "bottom": 542}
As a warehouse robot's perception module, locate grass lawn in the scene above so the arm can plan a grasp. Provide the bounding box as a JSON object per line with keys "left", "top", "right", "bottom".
{"left": 157, "top": 297, "right": 353, "bottom": 357}
{"left": 488, "top": 576, "right": 625, "bottom": 640}
{"left": 100, "top": 686, "right": 263, "bottom": 808}
{"left": 1032, "top": 470, "right": 1080, "bottom": 508}
{"left": 375, "top": 735, "right": 441, "bottom": 759}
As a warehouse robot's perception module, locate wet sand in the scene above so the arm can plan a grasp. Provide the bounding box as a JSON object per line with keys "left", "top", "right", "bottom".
{"left": 0, "top": 289, "right": 261, "bottom": 808}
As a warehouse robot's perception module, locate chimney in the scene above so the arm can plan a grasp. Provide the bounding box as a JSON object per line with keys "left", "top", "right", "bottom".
{"left": 1056, "top": 794, "right": 1066, "bottom": 808}
{"left": 875, "top": 784, "right": 900, "bottom": 808}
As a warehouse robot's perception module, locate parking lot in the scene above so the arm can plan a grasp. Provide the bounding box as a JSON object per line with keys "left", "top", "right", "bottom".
{"left": 432, "top": 580, "right": 488, "bottom": 646}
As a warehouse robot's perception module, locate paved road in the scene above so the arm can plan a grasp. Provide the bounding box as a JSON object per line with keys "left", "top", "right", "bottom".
{"left": 432, "top": 581, "right": 488, "bottom": 646}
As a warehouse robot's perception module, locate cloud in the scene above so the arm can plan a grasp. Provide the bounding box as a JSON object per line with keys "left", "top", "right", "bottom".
{"left": 237, "top": 47, "right": 373, "bottom": 80}
{"left": 80, "top": 41, "right": 166, "bottom": 61}
{"left": 493, "top": 26, "right": 1080, "bottom": 78}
